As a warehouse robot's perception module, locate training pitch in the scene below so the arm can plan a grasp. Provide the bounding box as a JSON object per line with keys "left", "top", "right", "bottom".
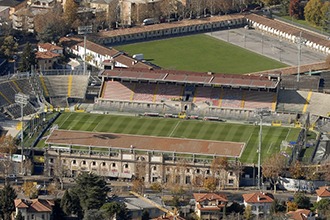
{"left": 52, "top": 112, "right": 301, "bottom": 164}
{"left": 116, "top": 34, "right": 287, "bottom": 74}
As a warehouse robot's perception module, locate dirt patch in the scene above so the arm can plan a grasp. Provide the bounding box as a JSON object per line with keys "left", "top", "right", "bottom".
{"left": 46, "top": 129, "right": 245, "bottom": 157}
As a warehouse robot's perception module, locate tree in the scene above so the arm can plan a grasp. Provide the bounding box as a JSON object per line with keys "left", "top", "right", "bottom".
{"left": 60, "top": 190, "right": 73, "bottom": 216}
{"left": 34, "top": 6, "right": 68, "bottom": 43}
{"left": 289, "top": 0, "right": 301, "bottom": 19}
{"left": 132, "top": 178, "right": 145, "bottom": 194}
{"left": 52, "top": 199, "right": 65, "bottom": 220}
{"left": 203, "top": 177, "right": 217, "bottom": 192}
{"left": 259, "top": 0, "right": 280, "bottom": 7}
{"left": 53, "top": 153, "right": 69, "bottom": 190}
{"left": 22, "top": 181, "right": 38, "bottom": 199}
{"left": 294, "top": 192, "right": 311, "bottom": 209}
{"left": 83, "top": 209, "right": 104, "bottom": 220}
{"left": 15, "top": 211, "right": 24, "bottom": 220}
{"left": 150, "top": 182, "right": 163, "bottom": 194}
{"left": 314, "top": 199, "right": 330, "bottom": 218}
{"left": 304, "top": 0, "right": 323, "bottom": 26}
{"left": 243, "top": 205, "right": 253, "bottom": 220}
{"left": 71, "top": 173, "right": 108, "bottom": 214}
{"left": 18, "top": 43, "right": 36, "bottom": 72}
{"left": 0, "top": 135, "right": 17, "bottom": 154}
{"left": 321, "top": 1, "right": 330, "bottom": 31}
{"left": 0, "top": 36, "right": 18, "bottom": 58}
{"left": 262, "top": 153, "right": 286, "bottom": 193}
{"left": 0, "top": 184, "right": 17, "bottom": 220}
{"left": 100, "top": 202, "right": 129, "bottom": 220}
{"left": 141, "top": 210, "right": 150, "bottom": 220}
{"left": 64, "top": 0, "right": 79, "bottom": 27}
{"left": 287, "top": 201, "right": 298, "bottom": 211}
{"left": 289, "top": 161, "right": 304, "bottom": 179}
{"left": 211, "top": 157, "right": 229, "bottom": 190}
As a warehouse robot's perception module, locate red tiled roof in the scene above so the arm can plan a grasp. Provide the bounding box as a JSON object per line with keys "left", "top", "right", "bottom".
{"left": 35, "top": 51, "right": 60, "bottom": 59}
{"left": 287, "top": 209, "right": 311, "bottom": 220}
{"left": 14, "top": 199, "right": 28, "bottom": 208}
{"left": 38, "top": 43, "right": 62, "bottom": 52}
{"left": 101, "top": 68, "right": 279, "bottom": 89}
{"left": 315, "top": 186, "right": 330, "bottom": 197}
{"left": 28, "top": 199, "right": 54, "bottom": 212}
{"left": 193, "top": 193, "right": 228, "bottom": 203}
{"left": 242, "top": 192, "right": 274, "bottom": 203}
{"left": 15, "top": 199, "right": 54, "bottom": 213}
{"left": 76, "top": 40, "right": 120, "bottom": 57}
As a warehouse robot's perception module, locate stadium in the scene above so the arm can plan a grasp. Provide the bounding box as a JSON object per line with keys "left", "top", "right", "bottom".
{"left": 0, "top": 13, "right": 330, "bottom": 189}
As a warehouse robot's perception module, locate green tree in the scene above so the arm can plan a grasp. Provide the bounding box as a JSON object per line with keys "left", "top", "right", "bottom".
{"left": 71, "top": 173, "right": 108, "bottom": 214}
{"left": 64, "top": 0, "right": 79, "bottom": 27}
{"left": 289, "top": 0, "right": 301, "bottom": 19}
{"left": 60, "top": 190, "right": 73, "bottom": 216}
{"left": 83, "top": 209, "right": 104, "bottom": 220}
{"left": 52, "top": 199, "right": 65, "bottom": 220}
{"left": 314, "top": 199, "right": 330, "bottom": 218}
{"left": 0, "top": 184, "right": 17, "bottom": 220}
{"left": 321, "top": 1, "right": 330, "bottom": 32}
{"left": 18, "top": 43, "right": 36, "bottom": 72}
{"left": 304, "top": 0, "right": 323, "bottom": 26}
{"left": 0, "top": 36, "right": 18, "bottom": 59}
{"left": 15, "top": 211, "right": 23, "bottom": 220}
{"left": 101, "top": 202, "right": 130, "bottom": 220}
{"left": 294, "top": 192, "right": 311, "bottom": 209}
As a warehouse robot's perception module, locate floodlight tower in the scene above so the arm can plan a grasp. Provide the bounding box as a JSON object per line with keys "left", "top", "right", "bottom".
{"left": 15, "top": 93, "right": 29, "bottom": 174}
{"left": 255, "top": 108, "right": 271, "bottom": 190}
{"left": 295, "top": 32, "right": 306, "bottom": 82}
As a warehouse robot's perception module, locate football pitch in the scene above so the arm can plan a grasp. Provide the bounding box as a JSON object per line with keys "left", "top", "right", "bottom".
{"left": 53, "top": 112, "right": 300, "bottom": 164}
{"left": 116, "top": 34, "right": 287, "bottom": 74}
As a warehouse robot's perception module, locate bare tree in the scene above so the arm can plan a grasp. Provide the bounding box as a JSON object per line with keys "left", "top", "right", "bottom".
{"left": 211, "top": 157, "right": 229, "bottom": 190}
{"left": 53, "top": 152, "right": 69, "bottom": 190}
{"left": 262, "top": 153, "right": 286, "bottom": 193}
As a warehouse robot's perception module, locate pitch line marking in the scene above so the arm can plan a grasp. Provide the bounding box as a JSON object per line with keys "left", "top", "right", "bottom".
{"left": 59, "top": 112, "right": 72, "bottom": 128}
{"left": 267, "top": 142, "right": 273, "bottom": 154}
{"left": 169, "top": 121, "right": 181, "bottom": 137}
{"left": 285, "top": 128, "right": 291, "bottom": 141}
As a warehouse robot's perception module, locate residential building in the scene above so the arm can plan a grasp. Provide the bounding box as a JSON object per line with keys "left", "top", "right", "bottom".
{"left": 242, "top": 192, "right": 274, "bottom": 217}
{"left": 193, "top": 193, "right": 228, "bottom": 220}
{"left": 286, "top": 209, "right": 315, "bottom": 220}
{"left": 60, "top": 37, "right": 153, "bottom": 70}
{"left": 13, "top": 198, "right": 54, "bottom": 220}
{"left": 12, "top": 6, "right": 48, "bottom": 32}
{"left": 0, "top": 0, "right": 27, "bottom": 18}
{"left": 36, "top": 43, "right": 63, "bottom": 70}
{"left": 0, "top": 6, "right": 10, "bottom": 20}
{"left": 90, "top": 0, "right": 114, "bottom": 18}
{"left": 315, "top": 186, "right": 330, "bottom": 202}
{"left": 29, "top": 0, "right": 56, "bottom": 9}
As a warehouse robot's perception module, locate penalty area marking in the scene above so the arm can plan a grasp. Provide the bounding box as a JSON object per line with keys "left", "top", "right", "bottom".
{"left": 285, "top": 128, "right": 292, "bottom": 141}
{"left": 267, "top": 142, "right": 273, "bottom": 154}
{"left": 59, "top": 112, "right": 72, "bottom": 128}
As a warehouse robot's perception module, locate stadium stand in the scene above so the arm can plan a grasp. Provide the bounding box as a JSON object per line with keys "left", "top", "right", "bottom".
{"left": 277, "top": 90, "right": 308, "bottom": 113}
{"left": 102, "top": 81, "right": 135, "bottom": 100}
{"left": 4, "top": 102, "right": 36, "bottom": 118}
{"left": 243, "top": 90, "right": 274, "bottom": 110}
{"left": 280, "top": 75, "right": 320, "bottom": 91}
{"left": 220, "top": 89, "right": 243, "bottom": 109}
{"left": 133, "top": 83, "right": 156, "bottom": 102}
{"left": 154, "top": 84, "right": 183, "bottom": 102}
{"left": 0, "top": 81, "right": 16, "bottom": 105}
{"left": 306, "top": 92, "right": 330, "bottom": 116}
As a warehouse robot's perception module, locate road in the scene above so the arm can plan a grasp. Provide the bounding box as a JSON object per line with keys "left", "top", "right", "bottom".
{"left": 207, "top": 27, "right": 327, "bottom": 67}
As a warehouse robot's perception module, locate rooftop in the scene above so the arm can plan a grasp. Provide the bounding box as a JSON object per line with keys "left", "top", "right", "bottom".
{"left": 315, "top": 186, "right": 330, "bottom": 197}
{"left": 242, "top": 192, "right": 274, "bottom": 203}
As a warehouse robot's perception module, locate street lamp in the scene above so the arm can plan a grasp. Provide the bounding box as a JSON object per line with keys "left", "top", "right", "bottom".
{"left": 15, "top": 93, "right": 29, "bottom": 175}
{"left": 295, "top": 31, "right": 307, "bottom": 82}
{"left": 255, "top": 108, "right": 271, "bottom": 190}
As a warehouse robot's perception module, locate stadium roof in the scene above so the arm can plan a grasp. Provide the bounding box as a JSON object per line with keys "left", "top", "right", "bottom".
{"left": 100, "top": 68, "right": 279, "bottom": 89}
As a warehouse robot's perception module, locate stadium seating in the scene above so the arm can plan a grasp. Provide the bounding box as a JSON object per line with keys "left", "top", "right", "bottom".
{"left": 277, "top": 90, "right": 307, "bottom": 113}
{"left": 193, "top": 87, "right": 212, "bottom": 104}
{"left": 70, "top": 75, "right": 89, "bottom": 98}
{"left": 243, "top": 90, "right": 273, "bottom": 110}
{"left": 4, "top": 102, "right": 36, "bottom": 119}
{"left": 154, "top": 84, "right": 183, "bottom": 102}
{"left": 220, "top": 89, "right": 242, "bottom": 109}
{"left": 0, "top": 82, "right": 16, "bottom": 105}
{"left": 102, "top": 81, "right": 134, "bottom": 101}
{"left": 11, "top": 79, "right": 35, "bottom": 95}
{"left": 133, "top": 83, "right": 156, "bottom": 102}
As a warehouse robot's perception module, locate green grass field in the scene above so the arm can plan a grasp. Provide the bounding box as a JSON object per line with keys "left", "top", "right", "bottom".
{"left": 116, "top": 34, "right": 287, "bottom": 74}
{"left": 52, "top": 112, "right": 300, "bottom": 164}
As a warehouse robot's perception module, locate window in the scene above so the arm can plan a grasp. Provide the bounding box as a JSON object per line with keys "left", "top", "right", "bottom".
{"left": 72, "top": 160, "right": 76, "bottom": 164}
{"left": 49, "top": 158, "right": 54, "bottom": 163}
{"left": 153, "top": 166, "right": 156, "bottom": 171}
{"left": 124, "top": 164, "right": 128, "bottom": 168}
{"left": 102, "top": 162, "right": 106, "bottom": 166}
{"left": 206, "top": 170, "right": 210, "bottom": 174}
{"left": 112, "top": 163, "right": 116, "bottom": 167}
{"left": 62, "top": 159, "right": 66, "bottom": 164}
{"left": 196, "top": 169, "right": 200, "bottom": 174}
{"left": 92, "top": 161, "right": 96, "bottom": 166}
{"left": 229, "top": 172, "right": 233, "bottom": 176}
{"left": 82, "top": 161, "right": 86, "bottom": 165}
{"left": 228, "top": 179, "right": 234, "bottom": 184}
{"left": 31, "top": 214, "right": 35, "bottom": 219}
{"left": 41, "top": 214, "right": 45, "bottom": 220}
